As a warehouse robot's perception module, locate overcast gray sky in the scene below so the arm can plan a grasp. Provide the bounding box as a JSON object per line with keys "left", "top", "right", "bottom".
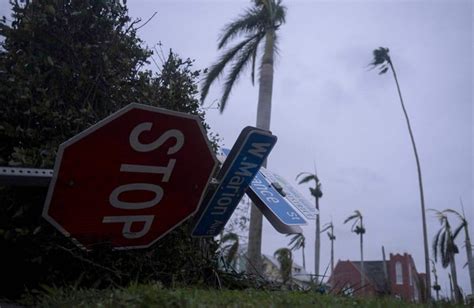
{"left": 2, "top": 0, "right": 471, "bottom": 298}
{"left": 124, "top": 0, "right": 472, "bottom": 296}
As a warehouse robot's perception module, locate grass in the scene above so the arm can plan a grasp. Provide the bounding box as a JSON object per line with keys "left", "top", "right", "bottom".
{"left": 30, "top": 284, "right": 465, "bottom": 308}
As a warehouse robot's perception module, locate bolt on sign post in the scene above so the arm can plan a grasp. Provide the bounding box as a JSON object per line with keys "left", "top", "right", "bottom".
{"left": 43, "top": 103, "right": 217, "bottom": 250}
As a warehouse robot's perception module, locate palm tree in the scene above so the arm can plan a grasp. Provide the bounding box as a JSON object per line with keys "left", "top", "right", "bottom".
{"left": 296, "top": 171, "right": 323, "bottom": 282}
{"left": 201, "top": 0, "right": 286, "bottom": 274}
{"left": 220, "top": 232, "right": 240, "bottom": 267}
{"left": 321, "top": 221, "right": 336, "bottom": 275}
{"left": 344, "top": 210, "right": 366, "bottom": 293}
{"left": 287, "top": 232, "right": 306, "bottom": 269}
{"left": 370, "top": 47, "right": 431, "bottom": 300}
{"left": 274, "top": 247, "right": 293, "bottom": 285}
{"left": 444, "top": 200, "right": 474, "bottom": 295}
{"left": 431, "top": 210, "right": 462, "bottom": 303}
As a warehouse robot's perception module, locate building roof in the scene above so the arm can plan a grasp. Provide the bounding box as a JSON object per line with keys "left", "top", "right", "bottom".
{"left": 262, "top": 254, "right": 312, "bottom": 283}
{"left": 351, "top": 261, "right": 389, "bottom": 293}
{"left": 262, "top": 254, "right": 280, "bottom": 268}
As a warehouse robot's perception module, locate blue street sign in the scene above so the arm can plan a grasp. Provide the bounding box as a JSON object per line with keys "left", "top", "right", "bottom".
{"left": 192, "top": 127, "right": 277, "bottom": 237}
{"left": 219, "top": 148, "right": 307, "bottom": 230}
{"left": 248, "top": 170, "right": 307, "bottom": 226}
{"left": 260, "top": 168, "right": 317, "bottom": 220}
{"left": 218, "top": 148, "right": 307, "bottom": 233}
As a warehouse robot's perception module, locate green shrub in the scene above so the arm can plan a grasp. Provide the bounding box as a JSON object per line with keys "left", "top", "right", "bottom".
{"left": 0, "top": 0, "right": 218, "bottom": 299}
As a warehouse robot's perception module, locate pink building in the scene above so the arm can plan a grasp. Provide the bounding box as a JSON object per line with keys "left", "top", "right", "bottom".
{"left": 329, "top": 252, "right": 425, "bottom": 302}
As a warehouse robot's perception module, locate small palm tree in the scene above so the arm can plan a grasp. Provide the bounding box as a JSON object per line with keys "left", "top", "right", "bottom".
{"left": 274, "top": 247, "right": 293, "bottom": 285}
{"left": 444, "top": 201, "right": 474, "bottom": 295}
{"left": 321, "top": 221, "right": 336, "bottom": 275}
{"left": 201, "top": 0, "right": 287, "bottom": 274}
{"left": 431, "top": 210, "right": 462, "bottom": 303}
{"left": 287, "top": 232, "right": 306, "bottom": 269}
{"left": 296, "top": 171, "right": 322, "bottom": 282}
{"left": 370, "top": 47, "right": 432, "bottom": 300}
{"left": 220, "top": 232, "right": 239, "bottom": 267}
{"left": 344, "top": 210, "right": 365, "bottom": 293}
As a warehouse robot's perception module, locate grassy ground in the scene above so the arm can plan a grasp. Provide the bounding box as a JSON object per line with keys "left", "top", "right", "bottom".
{"left": 30, "top": 284, "right": 464, "bottom": 308}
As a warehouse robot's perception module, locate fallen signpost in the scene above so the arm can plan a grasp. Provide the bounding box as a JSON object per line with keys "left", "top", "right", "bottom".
{"left": 192, "top": 126, "right": 277, "bottom": 237}
{"left": 0, "top": 104, "right": 307, "bottom": 248}
{"left": 220, "top": 148, "right": 310, "bottom": 234}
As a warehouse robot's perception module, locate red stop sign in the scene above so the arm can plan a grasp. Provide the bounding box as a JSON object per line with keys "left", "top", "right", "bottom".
{"left": 43, "top": 104, "right": 217, "bottom": 250}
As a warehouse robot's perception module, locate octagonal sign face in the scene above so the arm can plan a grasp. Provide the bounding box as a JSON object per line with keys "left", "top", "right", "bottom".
{"left": 43, "top": 103, "right": 217, "bottom": 250}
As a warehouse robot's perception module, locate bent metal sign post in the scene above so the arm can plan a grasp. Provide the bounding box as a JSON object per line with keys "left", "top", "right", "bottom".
{"left": 192, "top": 127, "right": 277, "bottom": 237}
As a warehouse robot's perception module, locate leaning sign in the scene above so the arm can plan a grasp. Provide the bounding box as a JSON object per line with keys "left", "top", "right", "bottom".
{"left": 192, "top": 127, "right": 277, "bottom": 237}
{"left": 220, "top": 148, "right": 307, "bottom": 234}
{"left": 43, "top": 103, "right": 217, "bottom": 250}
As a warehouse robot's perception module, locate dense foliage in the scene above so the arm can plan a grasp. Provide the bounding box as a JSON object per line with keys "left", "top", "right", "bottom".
{"left": 0, "top": 0, "right": 218, "bottom": 299}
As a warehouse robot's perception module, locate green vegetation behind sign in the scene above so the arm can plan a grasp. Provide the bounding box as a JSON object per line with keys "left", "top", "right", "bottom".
{"left": 0, "top": 0, "right": 218, "bottom": 299}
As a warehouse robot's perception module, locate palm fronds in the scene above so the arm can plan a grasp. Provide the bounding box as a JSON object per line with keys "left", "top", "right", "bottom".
{"left": 221, "top": 232, "right": 239, "bottom": 264}
{"left": 218, "top": 7, "right": 266, "bottom": 49}
{"left": 443, "top": 208, "right": 467, "bottom": 239}
{"left": 369, "top": 47, "right": 391, "bottom": 74}
{"left": 287, "top": 233, "right": 305, "bottom": 250}
{"left": 201, "top": 33, "right": 261, "bottom": 103}
{"left": 286, "top": 232, "right": 306, "bottom": 269}
{"left": 296, "top": 172, "right": 318, "bottom": 185}
{"left": 200, "top": 0, "right": 286, "bottom": 113}
{"left": 320, "top": 223, "right": 331, "bottom": 233}
{"left": 344, "top": 210, "right": 365, "bottom": 234}
{"left": 321, "top": 222, "right": 336, "bottom": 240}
{"left": 343, "top": 210, "right": 361, "bottom": 224}
{"left": 443, "top": 209, "right": 465, "bottom": 222}
{"left": 220, "top": 33, "right": 264, "bottom": 112}
{"left": 452, "top": 221, "right": 467, "bottom": 240}
{"left": 274, "top": 247, "right": 293, "bottom": 284}
{"left": 296, "top": 172, "right": 323, "bottom": 198}
{"left": 431, "top": 211, "right": 459, "bottom": 268}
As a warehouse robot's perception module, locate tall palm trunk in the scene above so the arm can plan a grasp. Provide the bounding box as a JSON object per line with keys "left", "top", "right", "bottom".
{"left": 360, "top": 218, "right": 365, "bottom": 294}
{"left": 388, "top": 61, "right": 431, "bottom": 300}
{"left": 449, "top": 253, "right": 462, "bottom": 303}
{"left": 464, "top": 226, "right": 474, "bottom": 295}
{"left": 449, "top": 273, "right": 454, "bottom": 302}
{"left": 330, "top": 235, "right": 334, "bottom": 275}
{"left": 302, "top": 245, "right": 306, "bottom": 270}
{"left": 315, "top": 195, "right": 320, "bottom": 282}
{"left": 247, "top": 28, "right": 275, "bottom": 274}
{"left": 434, "top": 279, "right": 440, "bottom": 301}
{"left": 432, "top": 264, "right": 440, "bottom": 301}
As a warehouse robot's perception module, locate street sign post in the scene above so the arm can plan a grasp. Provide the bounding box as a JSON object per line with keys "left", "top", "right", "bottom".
{"left": 219, "top": 148, "right": 307, "bottom": 234}
{"left": 192, "top": 127, "right": 276, "bottom": 237}
{"left": 43, "top": 103, "right": 217, "bottom": 250}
